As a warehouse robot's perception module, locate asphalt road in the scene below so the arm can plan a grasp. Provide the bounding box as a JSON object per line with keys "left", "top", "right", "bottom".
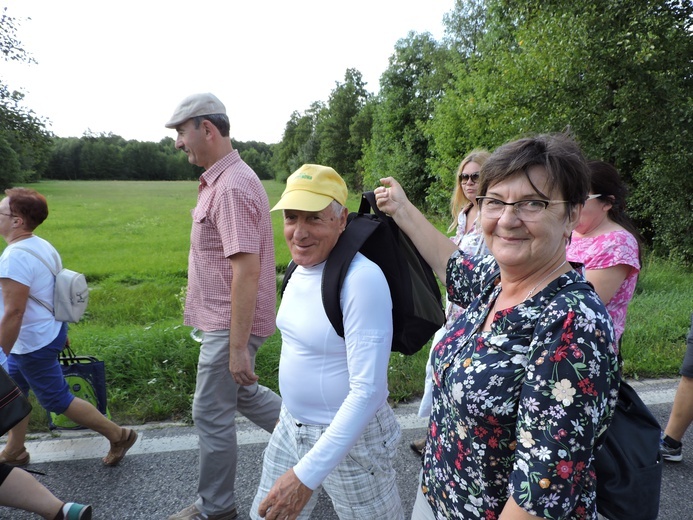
{"left": 1, "top": 378, "right": 689, "bottom": 519}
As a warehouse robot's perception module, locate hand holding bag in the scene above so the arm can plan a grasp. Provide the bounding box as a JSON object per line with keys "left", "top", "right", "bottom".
{"left": 0, "top": 365, "right": 32, "bottom": 436}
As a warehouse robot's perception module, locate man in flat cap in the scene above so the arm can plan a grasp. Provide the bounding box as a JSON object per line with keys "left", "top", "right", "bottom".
{"left": 166, "top": 93, "right": 281, "bottom": 520}
{"left": 250, "top": 165, "right": 403, "bottom": 520}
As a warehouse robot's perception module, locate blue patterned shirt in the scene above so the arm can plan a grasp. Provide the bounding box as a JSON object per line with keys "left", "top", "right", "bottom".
{"left": 422, "top": 251, "right": 619, "bottom": 520}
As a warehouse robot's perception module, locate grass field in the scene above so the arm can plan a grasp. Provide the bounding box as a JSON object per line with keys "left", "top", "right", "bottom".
{"left": 8, "top": 180, "right": 693, "bottom": 430}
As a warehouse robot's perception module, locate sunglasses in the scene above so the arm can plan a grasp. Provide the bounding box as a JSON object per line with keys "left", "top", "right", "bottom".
{"left": 459, "top": 172, "right": 480, "bottom": 184}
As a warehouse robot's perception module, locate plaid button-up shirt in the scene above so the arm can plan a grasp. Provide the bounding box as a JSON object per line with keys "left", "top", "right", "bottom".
{"left": 183, "top": 150, "right": 276, "bottom": 337}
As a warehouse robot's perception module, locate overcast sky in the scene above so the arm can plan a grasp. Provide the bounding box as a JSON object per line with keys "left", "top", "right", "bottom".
{"left": 3, "top": 0, "right": 452, "bottom": 144}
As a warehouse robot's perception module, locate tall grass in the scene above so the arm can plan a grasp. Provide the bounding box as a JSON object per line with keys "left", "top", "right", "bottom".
{"left": 10, "top": 180, "right": 693, "bottom": 430}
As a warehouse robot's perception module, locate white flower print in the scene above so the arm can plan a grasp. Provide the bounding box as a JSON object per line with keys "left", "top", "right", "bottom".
{"left": 518, "top": 306, "right": 541, "bottom": 320}
{"left": 425, "top": 260, "right": 618, "bottom": 520}
{"left": 519, "top": 428, "right": 535, "bottom": 448}
{"left": 533, "top": 445, "right": 552, "bottom": 461}
{"left": 511, "top": 353, "right": 529, "bottom": 366}
{"left": 452, "top": 382, "right": 465, "bottom": 403}
{"left": 464, "top": 496, "right": 483, "bottom": 517}
{"left": 457, "top": 423, "right": 468, "bottom": 440}
{"left": 516, "top": 457, "right": 530, "bottom": 475}
{"left": 552, "top": 379, "right": 577, "bottom": 406}
{"left": 523, "top": 396, "right": 540, "bottom": 413}
{"left": 488, "top": 334, "right": 508, "bottom": 346}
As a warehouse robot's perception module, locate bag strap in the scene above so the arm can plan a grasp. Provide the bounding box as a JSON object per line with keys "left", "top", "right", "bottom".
{"left": 279, "top": 261, "right": 297, "bottom": 297}
{"left": 12, "top": 246, "right": 61, "bottom": 276}
{"left": 322, "top": 215, "right": 380, "bottom": 337}
{"left": 11, "top": 246, "right": 60, "bottom": 314}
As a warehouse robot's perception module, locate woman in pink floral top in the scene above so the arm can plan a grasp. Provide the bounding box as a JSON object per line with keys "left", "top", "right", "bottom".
{"left": 566, "top": 161, "right": 642, "bottom": 342}
{"left": 376, "top": 135, "right": 619, "bottom": 520}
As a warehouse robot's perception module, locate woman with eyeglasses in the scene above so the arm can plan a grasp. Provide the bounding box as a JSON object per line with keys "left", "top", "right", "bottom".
{"left": 565, "top": 160, "right": 642, "bottom": 344}
{"left": 376, "top": 134, "right": 619, "bottom": 520}
{"left": 0, "top": 188, "right": 137, "bottom": 470}
{"left": 410, "top": 149, "right": 491, "bottom": 456}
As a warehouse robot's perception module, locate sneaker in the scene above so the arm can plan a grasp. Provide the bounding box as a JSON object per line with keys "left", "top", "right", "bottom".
{"left": 660, "top": 438, "right": 683, "bottom": 462}
{"left": 63, "top": 503, "right": 93, "bottom": 520}
{"left": 168, "top": 504, "right": 238, "bottom": 520}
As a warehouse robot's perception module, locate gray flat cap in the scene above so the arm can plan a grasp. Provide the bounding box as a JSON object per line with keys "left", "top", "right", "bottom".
{"left": 164, "top": 93, "right": 226, "bottom": 128}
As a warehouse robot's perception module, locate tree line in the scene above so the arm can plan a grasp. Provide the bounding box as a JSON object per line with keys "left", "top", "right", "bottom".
{"left": 42, "top": 133, "right": 274, "bottom": 182}
{"left": 2, "top": 1, "right": 692, "bottom": 263}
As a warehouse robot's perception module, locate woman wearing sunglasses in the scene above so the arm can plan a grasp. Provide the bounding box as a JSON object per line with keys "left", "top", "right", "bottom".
{"left": 411, "top": 149, "right": 491, "bottom": 455}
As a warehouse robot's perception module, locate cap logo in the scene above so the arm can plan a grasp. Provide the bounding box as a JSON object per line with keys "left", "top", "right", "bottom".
{"left": 296, "top": 173, "right": 312, "bottom": 180}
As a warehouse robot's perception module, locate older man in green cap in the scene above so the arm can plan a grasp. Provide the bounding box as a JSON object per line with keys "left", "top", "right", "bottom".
{"left": 250, "top": 164, "right": 403, "bottom": 520}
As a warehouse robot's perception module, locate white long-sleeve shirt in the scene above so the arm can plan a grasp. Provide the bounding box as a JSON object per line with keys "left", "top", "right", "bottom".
{"left": 277, "top": 253, "right": 393, "bottom": 490}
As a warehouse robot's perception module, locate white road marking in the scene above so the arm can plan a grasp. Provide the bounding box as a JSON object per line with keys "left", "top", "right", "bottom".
{"left": 19, "top": 383, "right": 675, "bottom": 464}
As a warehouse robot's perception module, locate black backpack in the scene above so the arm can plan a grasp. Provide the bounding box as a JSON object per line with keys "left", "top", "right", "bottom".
{"left": 552, "top": 282, "right": 662, "bottom": 520}
{"left": 280, "top": 191, "right": 445, "bottom": 355}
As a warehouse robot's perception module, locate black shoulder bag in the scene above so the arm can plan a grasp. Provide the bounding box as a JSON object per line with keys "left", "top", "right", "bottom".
{"left": 555, "top": 282, "right": 662, "bottom": 520}
{"left": 0, "top": 365, "right": 32, "bottom": 436}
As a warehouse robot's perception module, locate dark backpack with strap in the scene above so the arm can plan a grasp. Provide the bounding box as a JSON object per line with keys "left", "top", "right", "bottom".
{"left": 280, "top": 191, "right": 445, "bottom": 355}
{"left": 550, "top": 281, "right": 661, "bottom": 520}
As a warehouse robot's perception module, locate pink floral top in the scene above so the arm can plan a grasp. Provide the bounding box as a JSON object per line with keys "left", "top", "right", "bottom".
{"left": 566, "top": 230, "right": 640, "bottom": 341}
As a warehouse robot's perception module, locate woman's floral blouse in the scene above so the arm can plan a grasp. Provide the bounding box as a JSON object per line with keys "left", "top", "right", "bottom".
{"left": 422, "top": 251, "right": 620, "bottom": 520}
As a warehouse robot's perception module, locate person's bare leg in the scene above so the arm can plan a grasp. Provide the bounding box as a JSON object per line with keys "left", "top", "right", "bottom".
{"left": 1, "top": 416, "right": 30, "bottom": 462}
{"left": 0, "top": 467, "right": 62, "bottom": 519}
{"left": 62, "top": 397, "right": 137, "bottom": 465}
{"left": 664, "top": 375, "right": 693, "bottom": 442}
{"left": 61, "top": 397, "right": 122, "bottom": 442}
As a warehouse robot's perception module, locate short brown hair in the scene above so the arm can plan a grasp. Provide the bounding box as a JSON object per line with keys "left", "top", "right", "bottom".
{"left": 5, "top": 187, "right": 49, "bottom": 231}
{"left": 479, "top": 134, "right": 590, "bottom": 212}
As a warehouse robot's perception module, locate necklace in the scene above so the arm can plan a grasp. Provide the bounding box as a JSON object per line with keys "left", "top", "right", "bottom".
{"left": 525, "top": 260, "right": 567, "bottom": 300}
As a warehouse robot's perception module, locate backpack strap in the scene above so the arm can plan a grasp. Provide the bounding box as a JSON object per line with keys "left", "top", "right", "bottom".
{"left": 11, "top": 246, "right": 60, "bottom": 314}
{"left": 12, "top": 246, "right": 60, "bottom": 276}
{"left": 322, "top": 213, "right": 380, "bottom": 337}
{"left": 279, "top": 261, "right": 298, "bottom": 297}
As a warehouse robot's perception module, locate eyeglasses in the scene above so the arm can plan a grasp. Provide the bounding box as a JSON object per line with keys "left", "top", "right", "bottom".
{"left": 476, "top": 197, "right": 568, "bottom": 221}
{"left": 0, "top": 213, "right": 14, "bottom": 218}
{"left": 586, "top": 194, "right": 602, "bottom": 201}
{"left": 459, "top": 172, "right": 480, "bottom": 184}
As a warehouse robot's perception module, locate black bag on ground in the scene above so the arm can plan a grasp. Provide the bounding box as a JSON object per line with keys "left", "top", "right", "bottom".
{"left": 47, "top": 345, "right": 110, "bottom": 430}
{"left": 281, "top": 191, "right": 445, "bottom": 355}
{"left": 0, "top": 365, "right": 31, "bottom": 436}
{"left": 594, "top": 379, "right": 662, "bottom": 520}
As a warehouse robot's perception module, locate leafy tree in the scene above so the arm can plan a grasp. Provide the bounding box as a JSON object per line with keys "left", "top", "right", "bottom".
{"left": 363, "top": 33, "right": 452, "bottom": 205}
{"left": 0, "top": 8, "right": 52, "bottom": 185}
{"left": 428, "top": 0, "right": 693, "bottom": 262}
{"left": 233, "top": 139, "right": 274, "bottom": 180}
{"left": 316, "top": 69, "right": 370, "bottom": 189}
{"left": 274, "top": 103, "right": 324, "bottom": 181}
{"left": 0, "top": 136, "right": 21, "bottom": 188}
{"left": 442, "top": 0, "right": 488, "bottom": 58}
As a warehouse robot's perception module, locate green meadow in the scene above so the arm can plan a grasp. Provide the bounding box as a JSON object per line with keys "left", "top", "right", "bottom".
{"left": 10, "top": 180, "right": 693, "bottom": 431}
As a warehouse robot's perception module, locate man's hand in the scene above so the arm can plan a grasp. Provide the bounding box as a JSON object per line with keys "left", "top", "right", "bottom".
{"left": 228, "top": 252, "right": 261, "bottom": 386}
{"left": 229, "top": 345, "right": 258, "bottom": 386}
{"left": 258, "top": 469, "right": 313, "bottom": 520}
